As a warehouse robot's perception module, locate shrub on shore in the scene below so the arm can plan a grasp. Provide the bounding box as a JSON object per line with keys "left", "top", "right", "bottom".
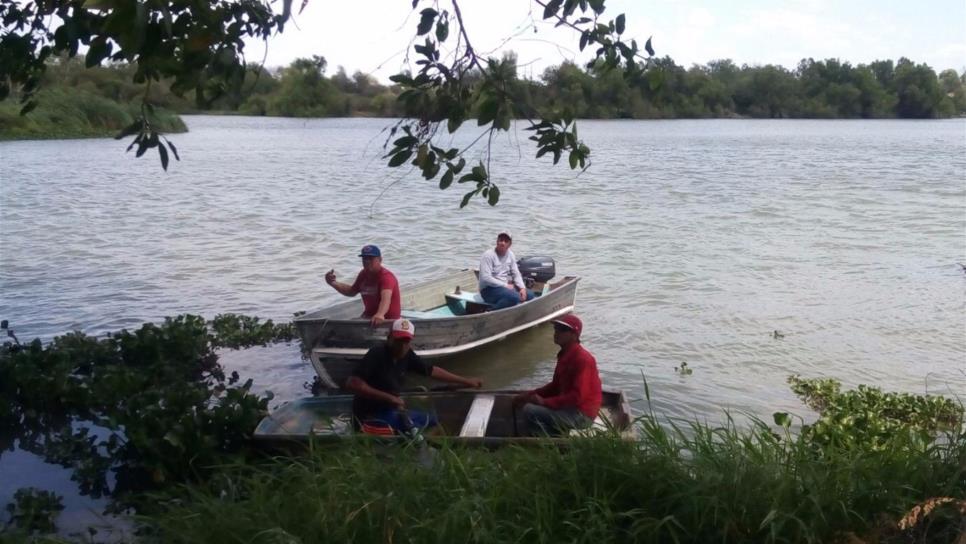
{"left": 0, "top": 89, "right": 186, "bottom": 141}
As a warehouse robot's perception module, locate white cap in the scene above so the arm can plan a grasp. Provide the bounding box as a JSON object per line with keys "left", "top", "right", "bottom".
{"left": 390, "top": 318, "right": 415, "bottom": 339}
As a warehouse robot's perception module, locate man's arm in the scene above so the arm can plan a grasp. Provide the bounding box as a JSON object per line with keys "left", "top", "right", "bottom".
{"left": 370, "top": 288, "right": 393, "bottom": 326}
{"left": 508, "top": 252, "right": 526, "bottom": 290}
{"left": 430, "top": 366, "right": 482, "bottom": 389}
{"left": 345, "top": 376, "right": 404, "bottom": 409}
{"left": 325, "top": 270, "right": 360, "bottom": 297}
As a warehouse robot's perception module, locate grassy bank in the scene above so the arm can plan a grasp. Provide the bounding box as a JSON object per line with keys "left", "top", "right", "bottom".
{"left": 145, "top": 415, "right": 964, "bottom": 544}
{"left": 0, "top": 90, "right": 186, "bottom": 141}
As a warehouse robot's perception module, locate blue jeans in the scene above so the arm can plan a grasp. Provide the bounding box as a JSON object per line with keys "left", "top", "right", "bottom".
{"left": 521, "top": 403, "right": 591, "bottom": 436}
{"left": 480, "top": 285, "right": 535, "bottom": 311}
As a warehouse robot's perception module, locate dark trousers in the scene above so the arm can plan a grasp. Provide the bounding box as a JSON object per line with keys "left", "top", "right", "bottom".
{"left": 521, "top": 403, "right": 592, "bottom": 436}
{"left": 480, "top": 285, "right": 535, "bottom": 311}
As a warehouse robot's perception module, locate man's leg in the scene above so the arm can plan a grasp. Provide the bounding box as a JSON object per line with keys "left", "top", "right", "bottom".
{"left": 481, "top": 286, "right": 521, "bottom": 311}
{"left": 521, "top": 404, "right": 591, "bottom": 436}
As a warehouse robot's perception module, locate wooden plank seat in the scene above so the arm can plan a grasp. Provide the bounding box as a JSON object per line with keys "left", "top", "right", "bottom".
{"left": 459, "top": 394, "right": 496, "bottom": 438}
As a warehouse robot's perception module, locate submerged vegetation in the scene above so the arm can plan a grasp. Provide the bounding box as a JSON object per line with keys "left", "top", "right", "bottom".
{"left": 1, "top": 315, "right": 963, "bottom": 542}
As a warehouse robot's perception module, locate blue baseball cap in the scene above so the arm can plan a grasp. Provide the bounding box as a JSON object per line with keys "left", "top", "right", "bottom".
{"left": 359, "top": 245, "right": 381, "bottom": 258}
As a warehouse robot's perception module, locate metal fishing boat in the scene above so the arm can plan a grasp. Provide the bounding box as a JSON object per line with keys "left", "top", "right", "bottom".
{"left": 296, "top": 260, "right": 578, "bottom": 388}
{"left": 253, "top": 389, "right": 634, "bottom": 446}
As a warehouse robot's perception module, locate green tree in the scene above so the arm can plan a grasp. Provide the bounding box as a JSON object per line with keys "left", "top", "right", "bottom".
{"left": 1, "top": 0, "right": 654, "bottom": 205}
{"left": 893, "top": 57, "right": 944, "bottom": 118}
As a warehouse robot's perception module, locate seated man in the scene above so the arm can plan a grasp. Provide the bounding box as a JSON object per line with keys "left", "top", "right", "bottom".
{"left": 513, "top": 314, "right": 602, "bottom": 436}
{"left": 345, "top": 318, "right": 483, "bottom": 433}
{"left": 478, "top": 232, "right": 534, "bottom": 311}
{"left": 324, "top": 244, "right": 401, "bottom": 326}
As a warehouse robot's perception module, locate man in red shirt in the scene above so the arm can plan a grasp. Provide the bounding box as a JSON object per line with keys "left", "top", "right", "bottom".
{"left": 324, "top": 244, "right": 401, "bottom": 326}
{"left": 513, "top": 313, "right": 602, "bottom": 436}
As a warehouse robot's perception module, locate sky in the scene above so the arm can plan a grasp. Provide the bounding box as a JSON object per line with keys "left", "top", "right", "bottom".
{"left": 249, "top": 0, "right": 966, "bottom": 81}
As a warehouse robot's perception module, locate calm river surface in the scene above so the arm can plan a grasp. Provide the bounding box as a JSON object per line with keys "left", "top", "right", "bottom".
{"left": 2, "top": 116, "right": 964, "bottom": 415}
{"left": 1, "top": 116, "right": 964, "bottom": 534}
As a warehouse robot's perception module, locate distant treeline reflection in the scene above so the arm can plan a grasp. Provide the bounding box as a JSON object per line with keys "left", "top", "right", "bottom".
{"left": 2, "top": 54, "right": 964, "bottom": 140}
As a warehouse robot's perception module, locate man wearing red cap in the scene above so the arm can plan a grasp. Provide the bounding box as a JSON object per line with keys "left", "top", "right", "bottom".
{"left": 324, "top": 244, "right": 401, "bottom": 326}
{"left": 513, "top": 313, "right": 602, "bottom": 436}
{"left": 346, "top": 318, "right": 483, "bottom": 433}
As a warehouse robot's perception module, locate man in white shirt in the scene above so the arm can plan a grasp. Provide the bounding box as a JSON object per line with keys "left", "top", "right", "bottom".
{"left": 478, "top": 232, "right": 534, "bottom": 310}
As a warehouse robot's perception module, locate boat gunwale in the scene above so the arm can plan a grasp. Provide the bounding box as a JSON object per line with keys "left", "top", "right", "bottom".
{"left": 294, "top": 272, "right": 580, "bottom": 326}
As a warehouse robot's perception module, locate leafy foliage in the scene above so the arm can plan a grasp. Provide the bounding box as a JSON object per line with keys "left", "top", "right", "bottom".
{"left": 1, "top": 0, "right": 295, "bottom": 169}
{"left": 384, "top": 0, "right": 653, "bottom": 207}
{"left": 787, "top": 375, "right": 964, "bottom": 450}
{"left": 3, "top": 488, "right": 64, "bottom": 534}
{"left": 0, "top": 314, "right": 294, "bottom": 510}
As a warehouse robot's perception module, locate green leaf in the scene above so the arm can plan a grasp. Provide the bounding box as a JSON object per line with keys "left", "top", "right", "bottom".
{"left": 439, "top": 169, "right": 454, "bottom": 189}
{"left": 615, "top": 14, "right": 625, "bottom": 35}
{"left": 459, "top": 190, "right": 475, "bottom": 208}
{"left": 644, "top": 36, "right": 655, "bottom": 56}
{"left": 393, "top": 135, "right": 418, "bottom": 148}
{"left": 19, "top": 100, "right": 37, "bottom": 116}
{"left": 435, "top": 20, "right": 449, "bottom": 42}
{"left": 388, "top": 150, "right": 413, "bottom": 167}
{"left": 417, "top": 8, "right": 437, "bottom": 35}
{"left": 542, "top": 0, "right": 563, "bottom": 19}
{"left": 487, "top": 185, "right": 500, "bottom": 206}
{"left": 115, "top": 119, "right": 143, "bottom": 140}
{"left": 158, "top": 142, "right": 169, "bottom": 171}
{"left": 773, "top": 412, "right": 791, "bottom": 428}
{"left": 447, "top": 116, "right": 463, "bottom": 133}
{"left": 85, "top": 37, "right": 112, "bottom": 68}
{"left": 166, "top": 140, "right": 180, "bottom": 161}
{"left": 569, "top": 150, "right": 579, "bottom": 169}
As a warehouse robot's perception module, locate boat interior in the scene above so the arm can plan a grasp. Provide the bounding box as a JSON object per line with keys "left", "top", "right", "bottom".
{"left": 299, "top": 269, "right": 567, "bottom": 322}
{"left": 260, "top": 390, "right": 630, "bottom": 440}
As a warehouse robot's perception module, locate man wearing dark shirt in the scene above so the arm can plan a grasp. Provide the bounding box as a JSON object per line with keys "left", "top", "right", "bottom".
{"left": 345, "top": 318, "right": 483, "bottom": 432}
{"left": 324, "top": 244, "right": 401, "bottom": 327}
{"left": 513, "top": 313, "right": 602, "bottom": 436}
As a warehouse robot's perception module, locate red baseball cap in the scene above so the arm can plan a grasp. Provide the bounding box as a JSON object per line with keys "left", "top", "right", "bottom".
{"left": 390, "top": 318, "right": 415, "bottom": 340}
{"left": 551, "top": 314, "right": 582, "bottom": 337}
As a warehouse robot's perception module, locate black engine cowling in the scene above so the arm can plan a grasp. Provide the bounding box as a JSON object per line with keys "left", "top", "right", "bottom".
{"left": 517, "top": 256, "right": 555, "bottom": 286}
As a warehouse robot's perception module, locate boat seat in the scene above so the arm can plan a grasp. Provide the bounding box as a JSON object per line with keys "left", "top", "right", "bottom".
{"left": 445, "top": 291, "right": 493, "bottom": 315}
{"left": 459, "top": 394, "right": 495, "bottom": 438}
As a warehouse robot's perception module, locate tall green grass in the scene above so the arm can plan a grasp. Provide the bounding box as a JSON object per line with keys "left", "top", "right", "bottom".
{"left": 0, "top": 89, "right": 186, "bottom": 141}
{"left": 144, "top": 415, "right": 964, "bottom": 544}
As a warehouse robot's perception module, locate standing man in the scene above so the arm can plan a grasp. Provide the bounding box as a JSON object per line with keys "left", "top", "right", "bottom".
{"left": 325, "top": 244, "right": 401, "bottom": 326}
{"left": 345, "top": 318, "right": 483, "bottom": 433}
{"left": 513, "top": 314, "right": 602, "bottom": 436}
{"left": 478, "top": 232, "right": 534, "bottom": 311}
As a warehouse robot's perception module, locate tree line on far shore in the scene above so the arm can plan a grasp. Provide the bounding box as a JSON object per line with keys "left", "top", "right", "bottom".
{"left": 2, "top": 53, "right": 964, "bottom": 140}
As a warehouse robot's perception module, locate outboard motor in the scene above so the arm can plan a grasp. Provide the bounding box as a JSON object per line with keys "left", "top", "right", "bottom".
{"left": 517, "top": 256, "right": 555, "bottom": 288}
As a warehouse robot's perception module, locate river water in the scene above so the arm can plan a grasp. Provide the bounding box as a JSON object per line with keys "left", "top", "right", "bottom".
{"left": 1, "top": 116, "right": 965, "bottom": 532}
